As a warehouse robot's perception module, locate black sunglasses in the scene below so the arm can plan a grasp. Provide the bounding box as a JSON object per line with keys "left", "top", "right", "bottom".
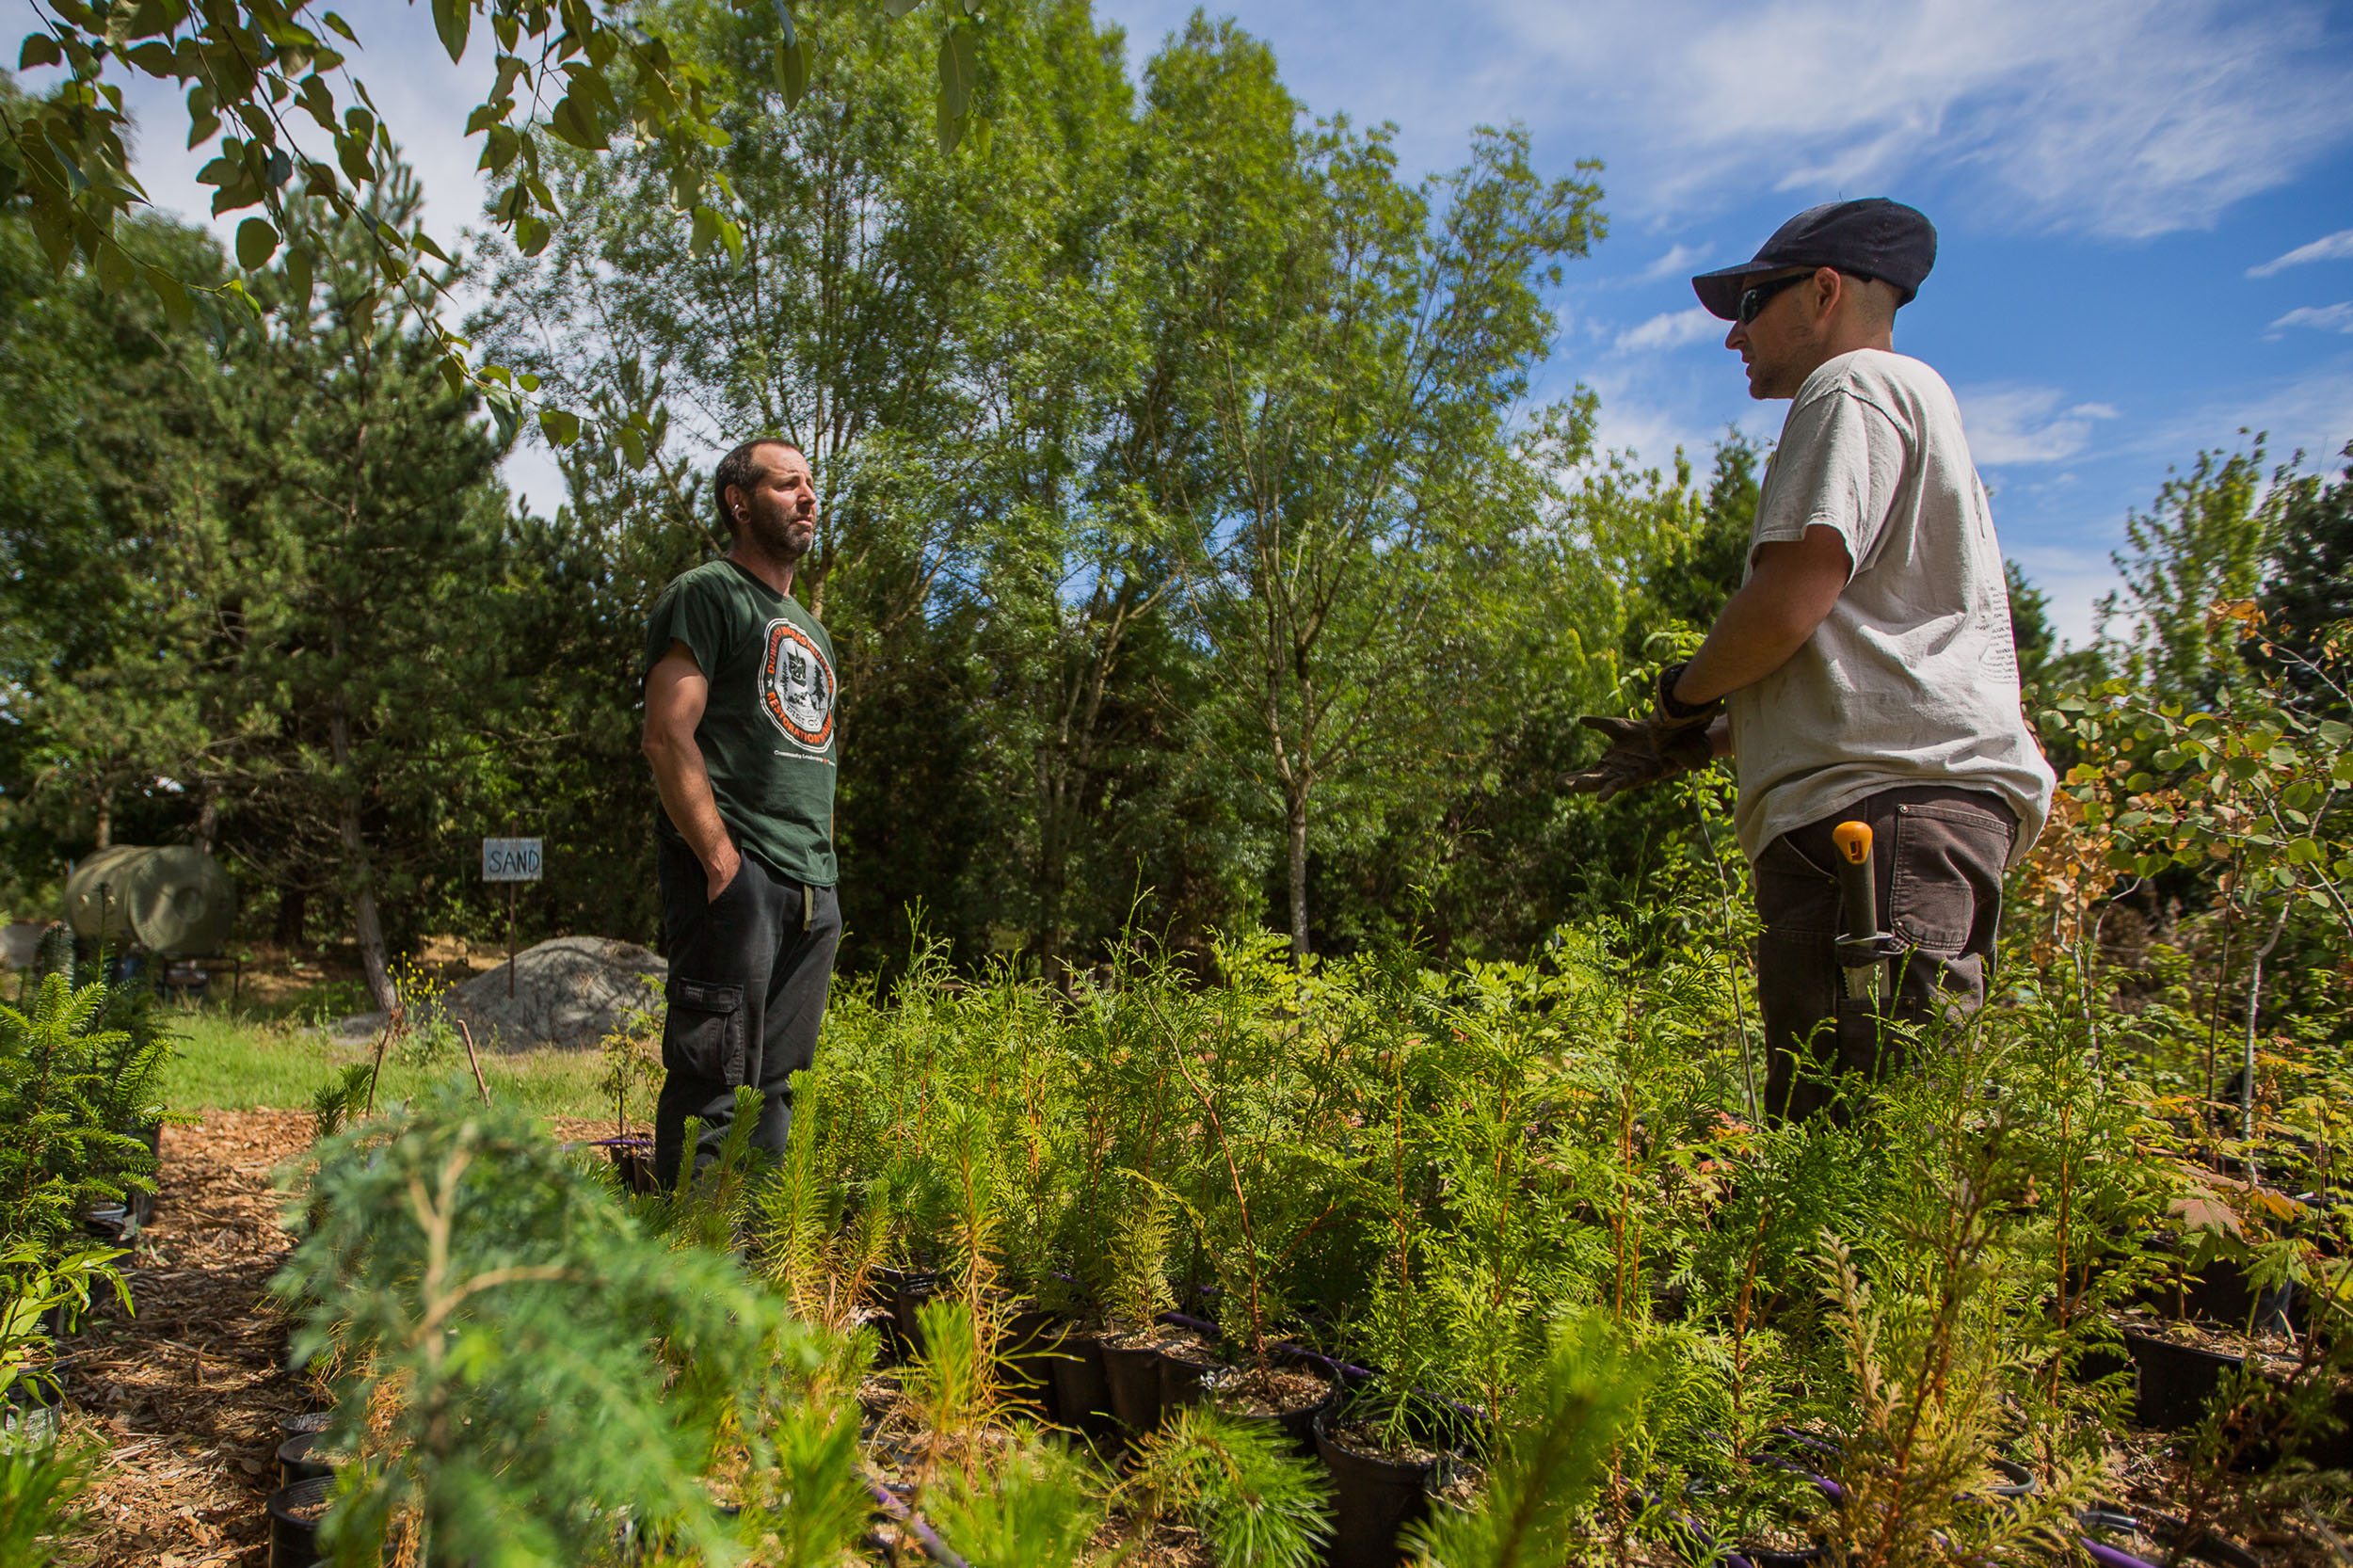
{"left": 1737, "top": 272, "right": 1810, "bottom": 325}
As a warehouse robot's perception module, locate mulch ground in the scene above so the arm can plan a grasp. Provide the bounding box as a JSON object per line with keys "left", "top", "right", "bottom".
{"left": 58, "top": 1111, "right": 315, "bottom": 1568}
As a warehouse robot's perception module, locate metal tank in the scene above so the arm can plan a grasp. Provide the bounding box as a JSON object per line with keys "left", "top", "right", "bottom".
{"left": 63, "top": 846, "right": 237, "bottom": 956}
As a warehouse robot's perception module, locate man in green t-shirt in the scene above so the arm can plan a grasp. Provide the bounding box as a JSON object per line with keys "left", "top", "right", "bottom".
{"left": 642, "top": 438, "right": 841, "bottom": 1187}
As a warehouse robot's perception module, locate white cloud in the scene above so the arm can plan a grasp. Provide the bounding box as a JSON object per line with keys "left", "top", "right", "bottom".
{"left": 1614, "top": 307, "right": 1721, "bottom": 353}
{"left": 1959, "top": 386, "right": 2116, "bottom": 466}
{"left": 2249, "top": 229, "right": 2353, "bottom": 277}
{"left": 2268, "top": 302, "right": 2353, "bottom": 335}
{"left": 1484, "top": 0, "right": 2353, "bottom": 238}
{"left": 1641, "top": 242, "right": 1706, "bottom": 280}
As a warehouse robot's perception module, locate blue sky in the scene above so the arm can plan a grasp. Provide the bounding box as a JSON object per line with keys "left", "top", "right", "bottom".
{"left": 17, "top": 0, "right": 2353, "bottom": 643}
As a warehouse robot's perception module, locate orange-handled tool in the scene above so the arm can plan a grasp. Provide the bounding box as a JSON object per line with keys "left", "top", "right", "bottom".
{"left": 1832, "top": 821, "right": 1889, "bottom": 1001}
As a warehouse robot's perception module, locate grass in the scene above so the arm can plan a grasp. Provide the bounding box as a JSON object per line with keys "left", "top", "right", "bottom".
{"left": 160, "top": 1002, "right": 617, "bottom": 1125}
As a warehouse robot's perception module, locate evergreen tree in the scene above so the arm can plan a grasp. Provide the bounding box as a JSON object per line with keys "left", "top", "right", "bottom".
{"left": 2258, "top": 440, "right": 2352, "bottom": 716}
{"left": 204, "top": 168, "right": 512, "bottom": 1009}
{"left": 0, "top": 80, "right": 232, "bottom": 893}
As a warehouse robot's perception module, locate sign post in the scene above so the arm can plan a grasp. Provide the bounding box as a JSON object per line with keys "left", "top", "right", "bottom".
{"left": 481, "top": 837, "right": 543, "bottom": 997}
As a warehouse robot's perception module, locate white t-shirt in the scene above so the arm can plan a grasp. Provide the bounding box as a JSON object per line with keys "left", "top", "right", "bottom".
{"left": 1727, "top": 349, "right": 2056, "bottom": 866}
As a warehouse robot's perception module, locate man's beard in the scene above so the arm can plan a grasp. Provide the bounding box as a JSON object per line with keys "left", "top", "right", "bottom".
{"left": 745, "top": 504, "right": 814, "bottom": 563}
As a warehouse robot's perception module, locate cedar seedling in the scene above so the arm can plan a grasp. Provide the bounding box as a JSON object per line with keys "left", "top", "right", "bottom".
{"left": 1403, "top": 1310, "right": 1654, "bottom": 1568}
{"left": 277, "top": 1080, "right": 823, "bottom": 1566}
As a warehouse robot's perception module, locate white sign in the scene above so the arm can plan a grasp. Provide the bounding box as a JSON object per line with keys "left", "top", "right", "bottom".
{"left": 482, "top": 838, "right": 543, "bottom": 883}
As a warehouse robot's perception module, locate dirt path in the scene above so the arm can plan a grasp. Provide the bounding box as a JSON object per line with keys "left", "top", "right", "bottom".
{"left": 60, "top": 1112, "right": 313, "bottom": 1567}
{"left": 50, "top": 1112, "right": 624, "bottom": 1565}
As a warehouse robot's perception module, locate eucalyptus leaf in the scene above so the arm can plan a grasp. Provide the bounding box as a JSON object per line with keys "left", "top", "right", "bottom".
{"left": 773, "top": 39, "right": 807, "bottom": 108}
{"left": 430, "top": 0, "right": 469, "bottom": 62}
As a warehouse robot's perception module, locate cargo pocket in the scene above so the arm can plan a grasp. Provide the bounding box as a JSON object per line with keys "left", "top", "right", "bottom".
{"left": 664, "top": 978, "right": 746, "bottom": 1086}
{"left": 1888, "top": 801, "right": 2011, "bottom": 956}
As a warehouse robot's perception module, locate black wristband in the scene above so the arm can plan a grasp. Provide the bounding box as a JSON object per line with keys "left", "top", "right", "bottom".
{"left": 1656, "top": 661, "right": 1714, "bottom": 721}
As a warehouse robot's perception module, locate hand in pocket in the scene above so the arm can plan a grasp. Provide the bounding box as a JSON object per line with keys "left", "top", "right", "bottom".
{"left": 705, "top": 846, "right": 743, "bottom": 904}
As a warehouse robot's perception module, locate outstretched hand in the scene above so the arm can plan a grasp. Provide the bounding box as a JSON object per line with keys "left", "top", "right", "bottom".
{"left": 1559, "top": 714, "right": 1716, "bottom": 802}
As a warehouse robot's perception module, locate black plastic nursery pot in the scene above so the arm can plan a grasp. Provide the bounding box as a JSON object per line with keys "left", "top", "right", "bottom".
{"left": 84, "top": 1201, "right": 136, "bottom": 1247}
{"left": 1157, "top": 1341, "right": 1225, "bottom": 1415}
{"left": 2141, "top": 1253, "right": 2296, "bottom": 1335}
{"left": 268, "top": 1476, "right": 333, "bottom": 1568}
{"left": 2121, "top": 1328, "right": 2246, "bottom": 1431}
{"left": 2071, "top": 1335, "right": 2134, "bottom": 1386}
{"left": 1045, "top": 1327, "right": 1115, "bottom": 1436}
{"left": 1000, "top": 1307, "right": 1062, "bottom": 1420}
{"left": 858, "top": 1306, "right": 904, "bottom": 1368}
{"left": 1205, "top": 1363, "right": 1340, "bottom": 1459}
{"left": 1101, "top": 1335, "right": 1166, "bottom": 1436}
{"left": 2317, "top": 1385, "right": 2353, "bottom": 1473}
{"left": 597, "top": 1138, "right": 660, "bottom": 1196}
{"left": 278, "top": 1432, "right": 334, "bottom": 1487}
{"left": 278, "top": 1408, "right": 334, "bottom": 1439}
{"left": 1312, "top": 1409, "right": 1447, "bottom": 1568}
{"left": 877, "top": 1269, "right": 938, "bottom": 1362}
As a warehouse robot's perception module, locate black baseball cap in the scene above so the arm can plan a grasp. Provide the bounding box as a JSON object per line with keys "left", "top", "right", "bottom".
{"left": 1689, "top": 198, "right": 1938, "bottom": 321}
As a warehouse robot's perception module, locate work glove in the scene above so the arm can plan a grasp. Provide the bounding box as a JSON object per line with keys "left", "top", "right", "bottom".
{"left": 1559, "top": 661, "right": 1722, "bottom": 802}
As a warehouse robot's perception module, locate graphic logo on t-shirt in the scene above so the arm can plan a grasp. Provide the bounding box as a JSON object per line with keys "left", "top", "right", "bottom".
{"left": 760, "top": 619, "right": 836, "bottom": 755}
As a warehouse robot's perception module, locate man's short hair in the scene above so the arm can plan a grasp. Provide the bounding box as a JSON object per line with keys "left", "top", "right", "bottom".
{"left": 712, "top": 439, "right": 805, "bottom": 536}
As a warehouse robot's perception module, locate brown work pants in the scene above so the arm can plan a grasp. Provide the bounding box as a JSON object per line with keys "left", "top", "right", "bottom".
{"left": 1753, "top": 785, "right": 2016, "bottom": 1124}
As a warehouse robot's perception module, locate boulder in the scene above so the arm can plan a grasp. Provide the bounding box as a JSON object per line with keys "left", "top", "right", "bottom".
{"left": 1, "top": 922, "right": 54, "bottom": 970}
{"left": 337, "top": 936, "right": 667, "bottom": 1053}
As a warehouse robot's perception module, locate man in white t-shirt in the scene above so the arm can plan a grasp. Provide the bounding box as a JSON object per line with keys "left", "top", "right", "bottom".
{"left": 1564, "top": 199, "right": 2056, "bottom": 1122}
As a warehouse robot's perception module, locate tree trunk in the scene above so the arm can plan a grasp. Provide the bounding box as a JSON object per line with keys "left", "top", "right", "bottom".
{"left": 2242, "top": 900, "right": 2292, "bottom": 1147}
{"left": 194, "top": 792, "right": 219, "bottom": 856}
{"left": 1287, "top": 789, "right": 1310, "bottom": 963}
{"left": 328, "top": 706, "right": 396, "bottom": 1015}
{"left": 93, "top": 801, "right": 111, "bottom": 849}
{"left": 274, "top": 884, "right": 307, "bottom": 948}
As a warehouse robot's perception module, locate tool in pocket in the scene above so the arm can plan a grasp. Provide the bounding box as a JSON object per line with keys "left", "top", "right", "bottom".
{"left": 1831, "top": 821, "right": 1906, "bottom": 1001}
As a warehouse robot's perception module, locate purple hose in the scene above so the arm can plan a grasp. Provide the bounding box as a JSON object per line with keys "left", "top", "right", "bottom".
{"left": 863, "top": 1475, "right": 972, "bottom": 1568}
{"left": 2079, "top": 1544, "right": 2156, "bottom": 1568}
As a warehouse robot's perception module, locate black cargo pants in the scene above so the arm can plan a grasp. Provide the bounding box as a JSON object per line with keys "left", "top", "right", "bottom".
{"left": 653, "top": 839, "right": 842, "bottom": 1188}
{"left": 1753, "top": 785, "right": 2016, "bottom": 1125}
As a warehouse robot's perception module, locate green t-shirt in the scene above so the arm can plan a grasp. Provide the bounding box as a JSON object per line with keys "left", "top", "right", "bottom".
{"left": 644, "top": 558, "right": 840, "bottom": 887}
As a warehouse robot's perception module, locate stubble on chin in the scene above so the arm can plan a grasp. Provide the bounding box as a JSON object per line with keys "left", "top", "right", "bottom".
{"left": 751, "top": 509, "right": 816, "bottom": 564}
